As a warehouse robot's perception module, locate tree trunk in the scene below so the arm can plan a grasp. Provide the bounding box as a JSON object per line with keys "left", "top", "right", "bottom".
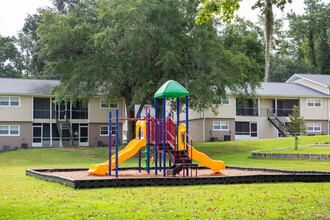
{"left": 126, "top": 104, "right": 135, "bottom": 142}
{"left": 308, "top": 31, "right": 317, "bottom": 67}
{"left": 295, "top": 134, "right": 298, "bottom": 150}
{"left": 264, "top": 1, "right": 273, "bottom": 83}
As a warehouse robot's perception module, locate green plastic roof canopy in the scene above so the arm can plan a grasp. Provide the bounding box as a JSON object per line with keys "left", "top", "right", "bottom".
{"left": 154, "top": 80, "right": 189, "bottom": 98}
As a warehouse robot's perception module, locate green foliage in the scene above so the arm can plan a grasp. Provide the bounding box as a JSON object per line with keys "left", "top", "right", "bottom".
{"left": 0, "top": 35, "right": 23, "bottom": 78}
{"left": 287, "top": 105, "right": 306, "bottom": 150}
{"left": 37, "top": 0, "right": 262, "bottom": 140}
{"left": 287, "top": 0, "right": 329, "bottom": 75}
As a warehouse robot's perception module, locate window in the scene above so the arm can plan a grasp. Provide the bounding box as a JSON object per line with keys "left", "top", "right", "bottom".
{"left": 100, "top": 126, "right": 116, "bottom": 136}
{"left": 0, "top": 97, "right": 20, "bottom": 107}
{"left": 33, "top": 98, "right": 50, "bottom": 119}
{"left": 0, "top": 125, "right": 20, "bottom": 136}
{"left": 100, "top": 99, "right": 118, "bottom": 109}
{"left": 213, "top": 121, "right": 229, "bottom": 131}
{"left": 220, "top": 97, "right": 230, "bottom": 105}
{"left": 306, "top": 123, "right": 321, "bottom": 132}
{"left": 307, "top": 99, "right": 322, "bottom": 107}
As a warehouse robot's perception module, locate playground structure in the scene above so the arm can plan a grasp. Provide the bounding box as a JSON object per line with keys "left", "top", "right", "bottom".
{"left": 88, "top": 80, "right": 226, "bottom": 177}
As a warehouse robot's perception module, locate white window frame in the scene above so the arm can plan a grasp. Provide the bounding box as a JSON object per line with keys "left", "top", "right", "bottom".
{"left": 100, "top": 126, "right": 116, "bottom": 136}
{"left": 213, "top": 121, "right": 229, "bottom": 131}
{"left": 220, "top": 97, "right": 230, "bottom": 105}
{"left": 100, "top": 99, "right": 118, "bottom": 109}
{"left": 0, "top": 125, "right": 20, "bottom": 136}
{"left": 306, "top": 123, "right": 321, "bottom": 132}
{"left": 306, "top": 98, "right": 322, "bottom": 108}
{"left": 0, "top": 96, "right": 20, "bottom": 107}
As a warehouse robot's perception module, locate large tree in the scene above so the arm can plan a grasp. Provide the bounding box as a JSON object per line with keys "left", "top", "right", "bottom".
{"left": 287, "top": 0, "right": 329, "bottom": 75}
{"left": 0, "top": 35, "right": 23, "bottom": 78}
{"left": 197, "top": 0, "right": 293, "bottom": 82}
{"left": 38, "top": 0, "right": 262, "bottom": 140}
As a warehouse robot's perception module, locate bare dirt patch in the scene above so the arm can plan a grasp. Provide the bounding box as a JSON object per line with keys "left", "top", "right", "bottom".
{"left": 59, "top": 146, "right": 80, "bottom": 151}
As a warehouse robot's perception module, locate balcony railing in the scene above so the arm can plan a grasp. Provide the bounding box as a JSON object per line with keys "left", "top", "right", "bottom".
{"left": 274, "top": 109, "right": 296, "bottom": 117}
{"left": 236, "top": 108, "right": 259, "bottom": 116}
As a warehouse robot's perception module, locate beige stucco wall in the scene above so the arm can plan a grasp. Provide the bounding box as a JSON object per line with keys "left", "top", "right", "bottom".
{"left": 300, "top": 97, "right": 328, "bottom": 120}
{"left": 89, "top": 123, "right": 123, "bottom": 147}
{"left": 89, "top": 97, "right": 125, "bottom": 123}
{"left": 0, "top": 96, "right": 32, "bottom": 122}
{"left": 0, "top": 122, "right": 32, "bottom": 150}
{"left": 204, "top": 96, "right": 236, "bottom": 118}
{"left": 295, "top": 79, "right": 329, "bottom": 95}
{"left": 258, "top": 117, "right": 278, "bottom": 139}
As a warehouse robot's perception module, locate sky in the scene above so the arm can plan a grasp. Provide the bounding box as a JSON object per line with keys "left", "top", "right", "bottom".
{"left": 0, "top": 0, "right": 308, "bottom": 37}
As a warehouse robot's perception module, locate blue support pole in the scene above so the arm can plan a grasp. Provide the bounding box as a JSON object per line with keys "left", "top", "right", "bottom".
{"left": 108, "top": 111, "right": 112, "bottom": 176}
{"left": 115, "top": 109, "right": 119, "bottom": 178}
{"left": 185, "top": 95, "right": 189, "bottom": 176}
{"left": 138, "top": 113, "right": 141, "bottom": 173}
{"left": 147, "top": 113, "right": 150, "bottom": 174}
{"left": 163, "top": 95, "right": 166, "bottom": 177}
{"left": 155, "top": 98, "right": 158, "bottom": 175}
{"left": 177, "top": 98, "right": 179, "bottom": 150}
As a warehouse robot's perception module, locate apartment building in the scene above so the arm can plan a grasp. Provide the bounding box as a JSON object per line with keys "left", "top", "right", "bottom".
{"left": 171, "top": 74, "right": 330, "bottom": 142}
{"left": 0, "top": 78, "right": 125, "bottom": 150}
{"left": 1, "top": 74, "right": 329, "bottom": 149}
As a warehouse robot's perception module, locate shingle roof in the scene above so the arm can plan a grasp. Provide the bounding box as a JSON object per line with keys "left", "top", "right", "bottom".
{"left": 286, "top": 74, "right": 330, "bottom": 87}
{"left": 0, "top": 78, "right": 59, "bottom": 95}
{"left": 226, "top": 82, "right": 329, "bottom": 97}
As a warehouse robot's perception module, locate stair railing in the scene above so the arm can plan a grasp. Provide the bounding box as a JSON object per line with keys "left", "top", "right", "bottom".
{"left": 55, "top": 117, "right": 64, "bottom": 146}
{"left": 267, "top": 109, "right": 294, "bottom": 136}
{"left": 65, "top": 117, "right": 74, "bottom": 146}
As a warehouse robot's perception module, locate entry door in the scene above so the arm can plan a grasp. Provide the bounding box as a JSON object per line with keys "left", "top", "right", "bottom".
{"left": 79, "top": 125, "right": 88, "bottom": 146}
{"left": 32, "top": 125, "right": 42, "bottom": 147}
{"left": 250, "top": 123, "right": 258, "bottom": 137}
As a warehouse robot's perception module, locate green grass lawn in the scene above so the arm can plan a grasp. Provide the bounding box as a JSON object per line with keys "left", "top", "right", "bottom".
{"left": 0, "top": 135, "right": 329, "bottom": 219}
{"left": 262, "top": 146, "right": 330, "bottom": 154}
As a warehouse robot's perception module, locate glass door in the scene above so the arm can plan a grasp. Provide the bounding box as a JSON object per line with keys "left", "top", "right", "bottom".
{"left": 32, "top": 124, "right": 42, "bottom": 147}
{"left": 79, "top": 124, "right": 88, "bottom": 146}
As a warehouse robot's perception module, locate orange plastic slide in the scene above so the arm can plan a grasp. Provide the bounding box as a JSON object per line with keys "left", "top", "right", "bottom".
{"left": 88, "top": 120, "right": 147, "bottom": 175}
{"left": 178, "top": 124, "right": 225, "bottom": 173}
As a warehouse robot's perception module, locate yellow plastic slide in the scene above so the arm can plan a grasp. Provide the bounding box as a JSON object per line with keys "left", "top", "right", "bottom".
{"left": 88, "top": 120, "right": 147, "bottom": 175}
{"left": 178, "top": 124, "right": 225, "bottom": 173}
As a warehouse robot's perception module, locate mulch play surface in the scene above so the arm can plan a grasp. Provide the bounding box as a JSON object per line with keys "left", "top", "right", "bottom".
{"left": 43, "top": 168, "right": 287, "bottom": 180}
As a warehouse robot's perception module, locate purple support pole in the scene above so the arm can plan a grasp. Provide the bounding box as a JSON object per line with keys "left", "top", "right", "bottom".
{"left": 163, "top": 95, "right": 166, "bottom": 177}
{"left": 138, "top": 113, "right": 141, "bottom": 172}
{"left": 177, "top": 98, "right": 179, "bottom": 150}
{"left": 155, "top": 98, "right": 158, "bottom": 175}
{"left": 115, "top": 109, "right": 119, "bottom": 178}
{"left": 159, "top": 115, "right": 162, "bottom": 171}
{"left": 147, "top": 113, "right": 150, "bottom": 174}
{"left": 108, "top": 111, "right": 112, "bottom": 176}
{"left": 185, "top": 95, "right": 189, "bottom": 176}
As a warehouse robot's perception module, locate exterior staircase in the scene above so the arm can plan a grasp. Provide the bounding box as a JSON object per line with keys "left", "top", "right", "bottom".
{"left": 56, "top": 118, "right": 74, "bottom": 146}
{"left": 267, "top": 109, "right": 294, "bottom": 137}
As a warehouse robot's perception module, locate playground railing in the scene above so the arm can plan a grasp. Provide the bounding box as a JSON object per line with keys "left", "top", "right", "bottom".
{"left": 166, "top": 130, "right": 176, "bottom": 159}
{"left": 182, "top": 131, "right": 197, "bottom": 177}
